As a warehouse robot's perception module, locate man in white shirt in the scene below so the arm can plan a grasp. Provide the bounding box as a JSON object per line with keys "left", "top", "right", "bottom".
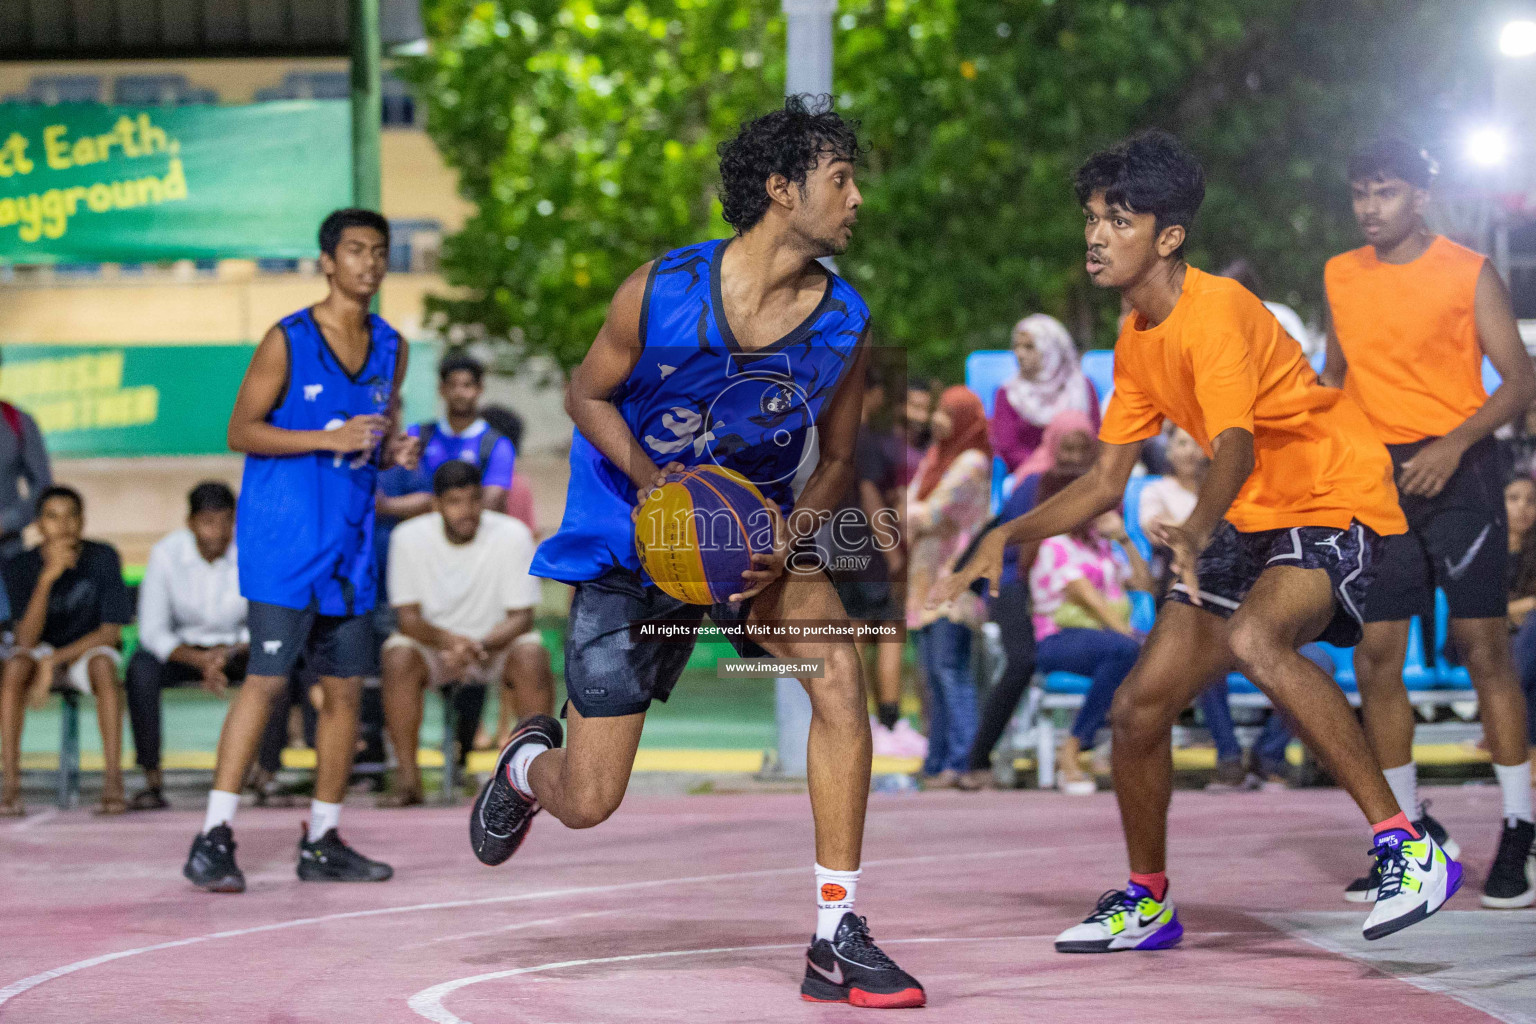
{"left": 381, "top": 460, "right": 545, "bottom": 805}
{"left": 125, "top": 482, "right": 248, "bottom": 810}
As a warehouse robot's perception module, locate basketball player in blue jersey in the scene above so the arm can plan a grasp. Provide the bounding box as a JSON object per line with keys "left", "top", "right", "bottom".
{"left": 184, "top": 209, "right": 421, "bottom": 892}
{"left": 468, "top": 98, "right": 925, "bottom": 1008}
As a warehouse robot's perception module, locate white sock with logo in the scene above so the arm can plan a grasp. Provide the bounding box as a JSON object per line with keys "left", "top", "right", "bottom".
{"left": 815, "top": 863, "right": 860, "bottom": 941}
{"left": 507, "top": 742, "right": 548, "bottom": 800}
{"left": 307, "top": 799, "right": 342, "bottom": 842}
{"left": 1382, "top": 763, "right": 1418, "bottom": 821}
{"left": 202, "top": 789, "right": 240, "bottom": 835}
{"left": 1492, "top": 761, "right": 1533, "bottom": 823}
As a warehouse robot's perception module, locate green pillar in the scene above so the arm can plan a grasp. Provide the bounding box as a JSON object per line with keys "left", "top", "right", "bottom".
{"left": 350, "top": 0, "right": 382, "bottom": 212}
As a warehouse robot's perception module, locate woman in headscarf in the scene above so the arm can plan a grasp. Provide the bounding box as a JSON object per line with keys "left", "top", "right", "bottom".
{"left": 989, "top": 314, "right": 1100, "bottom": 474}
{"left": 905, "top": 387, "right": 992, "bottom": 787}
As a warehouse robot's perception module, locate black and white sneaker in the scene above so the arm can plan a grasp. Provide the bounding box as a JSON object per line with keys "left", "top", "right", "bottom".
{"left": 1346, "top": 801, "right": 1460, "bottom": 902}
{"left": 469, "top": 714, "right": 562, "bottom": 866}
{"left": 800, "top": 913, "right": 925, "bottom": 1008}
{"left": 1481, "top": 817, "right": 1536, "bottom": 909}
{"left": 297, "top": 827, "right": 393, "bottom": 882}
{"left": 184, "top": 824, "right": 245, "bottom": 893}
{"left": 1415, "top": 801, "right": 1460, "bottom": 859}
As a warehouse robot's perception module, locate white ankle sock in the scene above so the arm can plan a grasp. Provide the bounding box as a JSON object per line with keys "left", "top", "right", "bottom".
{"left": 1492, "top": 761, "right": 1533, "bottom": 823}
{"left": 202, "top": 789, "right": 240, "bottom": 835}
{"left": 507, "top": 742, "right": 548, "bottom": 800}
{"left": 308, "top": 800, "right": 342, "bottom": 842}
{"left": 1382, "top": 763, "right": 1418, "bottom": 820}
{"left": 815, "top": 863, "right": 860, "bottom": 941}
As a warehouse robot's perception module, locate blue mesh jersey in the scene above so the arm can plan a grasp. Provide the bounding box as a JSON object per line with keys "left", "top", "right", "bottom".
{"left": 237, "top": 307, "right": 402, "bottom": 616}
{"left": 532, "top": 238, "right": 870, "bottom": 584}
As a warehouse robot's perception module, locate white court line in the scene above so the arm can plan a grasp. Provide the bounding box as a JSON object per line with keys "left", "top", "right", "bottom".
{"left": 0, "top": 841, "right": 1113, "bottom": 1014}
{"left": 419, "top": 910, "right": 622, "bottom": 947}
{"left": 1258, "top": 912, "right": 1536, "bottom": 1024}
{"left": 7, "top": 809, "right": 57, "bottom": 832}
{"left": 406, "top": 937, "right": 1048, "bottom": 1024}
{"left": 405, "top": 933, "right": 1243, "bottom": 1024}
{"left": 0, "top": 825, "right": 1366, "bottom": 1016}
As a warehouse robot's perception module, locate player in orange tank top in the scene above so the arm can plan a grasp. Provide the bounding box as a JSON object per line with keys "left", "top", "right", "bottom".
{"left": 1322, "top": 137, "right": 1536, "bottom": 907}
{"left": 939, "top": 131, "right": 1457, "bottom": 947}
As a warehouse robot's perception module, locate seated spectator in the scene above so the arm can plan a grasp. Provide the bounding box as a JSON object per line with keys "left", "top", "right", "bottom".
{"left": 380, "top": 461, "right": 547, "bottom": 805}
{"left": 1504, "top": 401, "right": 1536, "bottom": 478}
{"left": 989, "top": 314, "right": 1100, "bottom": 476}
{"left": 961, "top": 410, "right": 1098, "bottom": 788}
{"left": 125, "top": 482, "right": 248, "bottom": 810}
{"left": 0, "top": 486, "right": 132, "bottom": 815}
{"left": 906, "top": 387, "right": 991, "bottom": 788}
{"left": 1137, "top": 426, "right": 1205, "bottom": 592}
{"left": 1505, "top": 475, "right": 1536, "bottom": 782}
{"left": 1030, "top": 479, "right": 1154, "bottom": 794}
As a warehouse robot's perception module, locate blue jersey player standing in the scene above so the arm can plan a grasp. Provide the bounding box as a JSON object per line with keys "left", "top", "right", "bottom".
{"left": 469, "top": 98, "right": 925, "bottom": 1008}
{"left": 185, "top": 209, "right": 421, "bottom": 892}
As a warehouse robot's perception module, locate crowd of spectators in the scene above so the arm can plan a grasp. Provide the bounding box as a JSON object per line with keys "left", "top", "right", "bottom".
{"left": 0, "top": 352, "right": 553, "bottom": 815}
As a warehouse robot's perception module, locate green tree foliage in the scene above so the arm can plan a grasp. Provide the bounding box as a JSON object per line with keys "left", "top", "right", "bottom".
{"left": 406, "top": 0, "right": 1493, "bottom": 379}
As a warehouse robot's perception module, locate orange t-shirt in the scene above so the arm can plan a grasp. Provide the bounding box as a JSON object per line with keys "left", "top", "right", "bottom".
{"left": 1100, "top": 267, "right": 1405, "bottom": 537}
{"left": 1325, "top": 236, "right": 1486, "bottom": 444}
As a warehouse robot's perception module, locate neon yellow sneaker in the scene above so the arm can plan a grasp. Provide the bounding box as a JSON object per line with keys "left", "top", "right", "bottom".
{"left": 1363, "top": 828, "right": 1462, "bottom": 940}
{"left": 1055, "top": 884, "right": 1182, "bottom": 953}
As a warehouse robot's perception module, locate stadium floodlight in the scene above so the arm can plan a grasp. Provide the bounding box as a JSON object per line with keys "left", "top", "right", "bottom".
{"left": 1500, "top": 19, "right": 1536, "bottom": 57}
{"left": 1466, "top": 126, "right": 1511, "bottom": 167}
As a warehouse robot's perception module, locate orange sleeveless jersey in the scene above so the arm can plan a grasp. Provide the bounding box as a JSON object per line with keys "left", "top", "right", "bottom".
{"left": 1325, "top": 236, "right": 1486, "bottom": 444}
{"left": 1100, "top": 267, "right": 1405, "bottom": 537}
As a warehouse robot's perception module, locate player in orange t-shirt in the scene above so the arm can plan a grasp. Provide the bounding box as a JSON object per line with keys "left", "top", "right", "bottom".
{"left": 1322, "top": 138, "right": 1536, "bottom": 909}
{"left": 939, "top": 131, "right": 1458, "bottom": 948}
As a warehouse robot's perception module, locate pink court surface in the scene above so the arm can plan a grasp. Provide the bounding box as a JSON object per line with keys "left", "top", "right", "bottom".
{"left": 3, "top": 785, "right": 1535, "bottom": 1023}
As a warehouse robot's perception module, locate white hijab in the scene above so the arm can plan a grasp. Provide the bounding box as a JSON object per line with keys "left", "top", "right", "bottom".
{"left": 1000, "top": 313, "right": 1092, "bottom": 427}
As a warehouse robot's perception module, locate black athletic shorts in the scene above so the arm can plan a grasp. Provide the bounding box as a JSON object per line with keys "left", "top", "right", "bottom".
{"left": 1166, "top": 519, "right": 1379, "bottom": 647}
{"left": 246, "top": 600, "right": 376, "bottom": 678}
{"left": 562, "top": 568, "right": 767, "bottom": 718}
{"left": 1364, "top": 435, "right": 1509, "bottom": 623}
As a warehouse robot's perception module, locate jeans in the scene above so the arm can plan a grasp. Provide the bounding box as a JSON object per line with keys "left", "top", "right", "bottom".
{"left": 1035, "top": 628, "right": 1140, "bottom": 749}
{"left": 125, "top": 648, "right": 248, "bottom": 772}
{"left": 916, "top": 619, "right": 980, "bottom": 775}
{"left": 967, "top": 581, "right": 1036, "bottom": 770}
{"left": 1514, "top": 616, "right": 1536, "bottom": 745}
{"left": 1196, "top": 644, "right": 1324, "bottom": 771}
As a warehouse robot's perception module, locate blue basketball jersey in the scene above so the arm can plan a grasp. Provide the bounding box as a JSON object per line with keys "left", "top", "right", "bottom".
{"left": 238, "top": 307, "right": 402, "bottom": 616}
{"left": 532, "top": 238, "right": 870, "bottom": 583}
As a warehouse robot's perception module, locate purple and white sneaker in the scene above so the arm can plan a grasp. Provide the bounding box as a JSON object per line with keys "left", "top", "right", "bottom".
{"left": 1055, "top": 883, "right": 1184, "bottom": 953}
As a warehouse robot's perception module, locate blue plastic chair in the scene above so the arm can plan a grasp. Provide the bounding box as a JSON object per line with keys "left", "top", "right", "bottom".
{"left": 965, "top": 351, "right": 1020, "bottom": 514}
{"left": 1432, "top": 589, "right": 1471, "bottom": 689}
{"left": 1043, "top": 670, "right": 1093, "bottom": 695}
{"left": 1121, "top": 475, "right": 1157, "bottom": 561}
{"left": 1081, "top": 350, "right": 1115, "bottom": 405}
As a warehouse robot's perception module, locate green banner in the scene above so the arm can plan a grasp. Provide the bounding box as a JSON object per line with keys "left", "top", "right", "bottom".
{"left": 0, "top": 342, "right": 437, "bottom": 458}
{"left": 0, "top": 102, "right": 352, "bottom": 263}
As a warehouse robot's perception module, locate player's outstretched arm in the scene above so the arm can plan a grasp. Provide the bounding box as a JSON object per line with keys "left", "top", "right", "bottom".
{"left": 227, "top": 324, "right": 386, "bottom": 457}
{"left": 933, "top": 440, "right": 1141, "bottom": 602}
{"left": 566, "top": 262, "right": 661, "bottom": 493}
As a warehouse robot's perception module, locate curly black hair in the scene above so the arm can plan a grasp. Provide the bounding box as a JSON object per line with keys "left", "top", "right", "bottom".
{"left": 717, "top": 95, "right": 862, "bottom": 234}
{"left": 1074, "top": 130, "right": 1206, "bottom": 258}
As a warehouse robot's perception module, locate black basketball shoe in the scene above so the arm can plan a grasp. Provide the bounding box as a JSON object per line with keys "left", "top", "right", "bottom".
{"left": 1481, "top": 817, "right": 1536, "bottom": 908}
{"left": 470, "top": 714, "right": 562, "bottom": 866}
{"left": 297, "top": 827, "right": 394, "bottom": 882}
{"left": 801, "top": 913, "right": 925, "bottom": 1008}
{"left": 184, "top": 823, "right": 245, "bottom": 893}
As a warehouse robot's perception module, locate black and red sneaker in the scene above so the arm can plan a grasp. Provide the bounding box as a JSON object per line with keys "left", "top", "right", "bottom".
{"left": 801, "top": 912, "right": 925, "bottom": 1008}
{"left": 469, "top": 714, "right": 562, "bottom": 866}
